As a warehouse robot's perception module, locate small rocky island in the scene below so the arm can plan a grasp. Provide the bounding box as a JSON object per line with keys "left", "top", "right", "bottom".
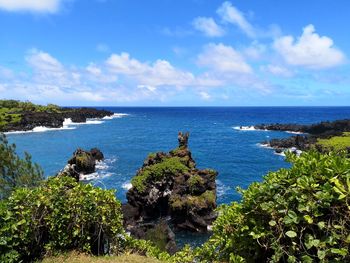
{"left": 256, "top": 119, "right": 350, "bottom": 153}
{"left": 0, "top": 99, "right": 113, "bottom": 132}
{"left": 58, "top": 148, "right": 105, "bottom": 181}
{"left": 58, "top": 132, "right": 218, "bottom": 253}
{"left": 123, "top": 132, "right": 217, "bottom": 252}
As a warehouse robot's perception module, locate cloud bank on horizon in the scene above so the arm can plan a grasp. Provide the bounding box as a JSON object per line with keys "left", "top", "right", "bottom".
{"left": 0, "top": 0, "right": 349, "bottom": 106}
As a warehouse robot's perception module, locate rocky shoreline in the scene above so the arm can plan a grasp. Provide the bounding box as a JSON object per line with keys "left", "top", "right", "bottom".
{"left": 0, "top": 101, "right": 113, "bottom": 133}
{"left": 256, "top": 119, "right": 350, "bottom": 154}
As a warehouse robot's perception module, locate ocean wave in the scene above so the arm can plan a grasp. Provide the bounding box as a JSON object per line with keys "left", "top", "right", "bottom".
{"left": 5, "top": 113, "right": 129, "bottom": 135}
{"left": 122, "top": 182, "right": 133, "bottom": 190}
{"left": 274, "top": 151, "right": 286, "bottom": 157}
{"left": 65, "top": 118, "right": 104, "bottom": 125}
{"left": 257, "top": 143, "right": 273, "bottom": 149}
{"left": 233, "top": 126, "right": 268, "bottom": 131}
{"left": 216, "top": 180, "right": 230, "bottom": 197}
{"left": 4, "top": 120, "right": 76, "bottom": 134}
{"left": 79, "top": 157, "right": 117, "bottom": 181}
{"left": 103, "top": 113, "right": 130, "bottom": 120}
{"left": 285, "top": 131, "right": 305, "bottom": 134}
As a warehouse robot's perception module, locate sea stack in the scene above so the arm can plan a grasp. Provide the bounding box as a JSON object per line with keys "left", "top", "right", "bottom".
{"left": 124, "top": 132, "right": 217, "bottom": 235}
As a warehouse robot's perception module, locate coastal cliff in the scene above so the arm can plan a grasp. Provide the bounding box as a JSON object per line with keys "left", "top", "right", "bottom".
{"left": 0, "top": 100, "right": 113, "bottom": 132}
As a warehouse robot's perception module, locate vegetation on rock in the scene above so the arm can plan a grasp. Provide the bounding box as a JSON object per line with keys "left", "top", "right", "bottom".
{"left": 316, "top": 132, "right": 350, "bottom": 151}
{"left": 131, "top": 157, "right": 189, "bottom": 193}
{"left": 0, "top": 99, "right": 113, "bottom": 132}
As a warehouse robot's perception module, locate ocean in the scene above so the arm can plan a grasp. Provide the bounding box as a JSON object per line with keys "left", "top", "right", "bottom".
{"left": 6, "top": 106, "right": 350, "bottom": 247}
{"left": 6, "top": 107, "right": 350, "bottom": 205}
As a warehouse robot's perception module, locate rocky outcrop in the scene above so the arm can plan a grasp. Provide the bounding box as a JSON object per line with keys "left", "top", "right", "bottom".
{"left": 61, "top": 108, "right": 113, "bottom": 123}
{"left": 258, "top": 119, "right": 350, "bottom": 154}
{"left": 255, "top": 119, "right": 350, "bottom": 136}
{"left": 2, "top": 107, "right": 113, "bottom": 132}
{"left": 58, "top": 148, "right": 104, "bottom": 181}
{"left": 123, "top": 132, "right": 217, "bottom": 252}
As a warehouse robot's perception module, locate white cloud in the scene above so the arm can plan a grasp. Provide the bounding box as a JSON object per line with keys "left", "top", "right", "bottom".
{"left": 199, "top": 91, "right": 211, "bottom": 100}
{"left": 193, "top": 17, "right": 225, "bottom": 37}
{"left": 217, "top": 1, "right": 255, "bottom": 38}
{"left": 197, "top": 43, "right": 252, "bottom": 74}
{"left": 0, "top": 66, "right": 14, "bottom": 79}
{"left": 243, "top": 41, "right": 266, "bottom": 60}
{"left": 0, "top": 0, "right": 63, "bottom": 13}
{"left": 274, "top": 24, "right": 346, "bottom": 69}
{"left": 106, "top": 52, "right": 196, "bottom": 87}
{"left": 261, "top": 64, "right": 293, "bottom": 77}
{"left": 26, "top": 49, "right": 64, "bottom": 72}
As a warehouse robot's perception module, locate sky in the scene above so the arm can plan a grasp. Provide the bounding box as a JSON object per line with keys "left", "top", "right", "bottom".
{"left": 0, "top": 0, "right": 349, "bottom": 106}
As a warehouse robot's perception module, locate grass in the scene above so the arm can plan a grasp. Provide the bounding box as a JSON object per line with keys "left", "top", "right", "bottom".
{"left": 316, "top": 132, "right": 350, "bottom": 151}
{"left": 41, "top": 251, "right": 163, "bottom": 263}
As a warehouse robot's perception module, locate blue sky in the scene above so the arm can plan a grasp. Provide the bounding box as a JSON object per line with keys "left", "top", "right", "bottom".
{"left": 0, "top": 0, "right": 349, "bottom": 106}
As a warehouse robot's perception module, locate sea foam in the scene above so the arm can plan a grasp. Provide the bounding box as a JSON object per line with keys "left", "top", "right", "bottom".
{"left": 122, "top": 182, "right": 133, "bottom": 190}
{"left": 103, "top": 113, "right": 130, "bottom": 120}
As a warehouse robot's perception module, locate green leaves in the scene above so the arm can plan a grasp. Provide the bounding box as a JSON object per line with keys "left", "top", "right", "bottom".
{"left": 285, "top": 231, "right": 297, "bottom": 238}
{"left": 199, "top": 151, "right": 350, "bottom": 262}
{"left": 0, "top": 134, "right": 44, "bottom": 200}
{"left": 0, "top": 176, "right": 124, "bottom": 262}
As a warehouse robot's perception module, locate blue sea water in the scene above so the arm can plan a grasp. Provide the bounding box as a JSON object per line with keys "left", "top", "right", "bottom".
{"left": 6, "top": 107, "right": 350, "bottom": 205}
{"left": 6, "top": 107, "right": 350, "bottom": 247}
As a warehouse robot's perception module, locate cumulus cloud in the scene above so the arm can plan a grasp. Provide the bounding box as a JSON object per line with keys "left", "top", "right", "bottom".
{"left": 1, "top": 47, "right": 273, "bottom": 105}
{"left": 217, "top": 1, "right": 255, "bottom": 38}
{"left": 199, "top": 91, "right": 211, "bottom": 100}
{"left": 0, "top": 0, "right": 63, "bottom": 13}
{"left": 274, "top": 24, "right": 346, "bottom": 69}
{"left": 197, "top": 43, "right": 252, "bottom": 74}
{"left": 261, "top": 64, "right": 293, "bottom": 77}
{"left": 106, "top": 52, "right": 196, "bottom": 87}
{"left": 193, "top": 17, "right": 225, "bottom": 37}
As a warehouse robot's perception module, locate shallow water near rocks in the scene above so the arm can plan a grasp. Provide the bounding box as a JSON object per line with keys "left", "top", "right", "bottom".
{"left": 7, "top": 106, "right": 350, "bottom": 246}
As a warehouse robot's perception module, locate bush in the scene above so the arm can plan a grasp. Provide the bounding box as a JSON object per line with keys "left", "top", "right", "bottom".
{"left": 0, "top": 134, "right": 43, "bottom": 199}
{"left": 0, "top": 176, "right": 124, "bottom": 262}
{"left": 199, "top": 151, "right": 350, "bottom": 262}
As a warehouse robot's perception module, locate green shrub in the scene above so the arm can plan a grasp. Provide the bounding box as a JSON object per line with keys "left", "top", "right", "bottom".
{"left": 0, "top": 134, "right": 43, "bottom": 199}
{"left": 317, "top": 132, "right": 350, "bottom": 151}
{"left": 0, "top": 176, "right": 124, "bottom": 262}
{"left": 131, "top": 157, "right": 189, "bottom": 193}
{"left": 199, "top": 151, "right": 350, "bottom": 262}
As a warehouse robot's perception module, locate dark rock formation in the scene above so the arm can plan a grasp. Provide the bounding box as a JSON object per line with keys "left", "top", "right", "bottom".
{"left": 123, "top": 132, "right": 217, "bottom": 253}
{"left": 255, "top": 119, "right": 350, "bottom": 136}
{"left": 257, "top": 119, "right": 350, "bottom": 154}
{"left": 58, "top": 148, "right": 104, "bottom": 181}
{"left": 1, "top": 107, "right": 113, "bottom": 132}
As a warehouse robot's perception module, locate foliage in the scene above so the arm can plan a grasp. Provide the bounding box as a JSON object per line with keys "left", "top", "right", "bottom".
{"left": 317, "top": 132, "right": 350, "bottom": 151}
{"left": 0, "top": 100, "right": 62, "bottom": 130}
{"left": 199, "top": 151, "right": 350, "bottom": 262}
{"left": 0, "top": 176, "right": 124, "bottom": 262}
{"left": 41, "top": 251, "right": 163, "bottom": 263}
{"left": 0, "top": 134, "right": 44, "bottom": 199}
{"left": 170, "top": 190, "right": 216, "bottom": 211}
{"left": 187, "top": 175, "right": 204, "bottom": 193}
{"left": 131, "top": 157, "right": 189, "bottom": 193}
{"left": 124, "top": 237, "right": 170, "bottom": 262}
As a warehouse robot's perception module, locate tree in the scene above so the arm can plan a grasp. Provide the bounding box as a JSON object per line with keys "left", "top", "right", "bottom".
{"left": 0, "top": 134, "right": 43, "bottom": 199}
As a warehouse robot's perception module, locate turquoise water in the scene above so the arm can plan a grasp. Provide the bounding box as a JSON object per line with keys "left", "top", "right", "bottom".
{"left": 6, "top": 107, "right": 350, "bottom": 205}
